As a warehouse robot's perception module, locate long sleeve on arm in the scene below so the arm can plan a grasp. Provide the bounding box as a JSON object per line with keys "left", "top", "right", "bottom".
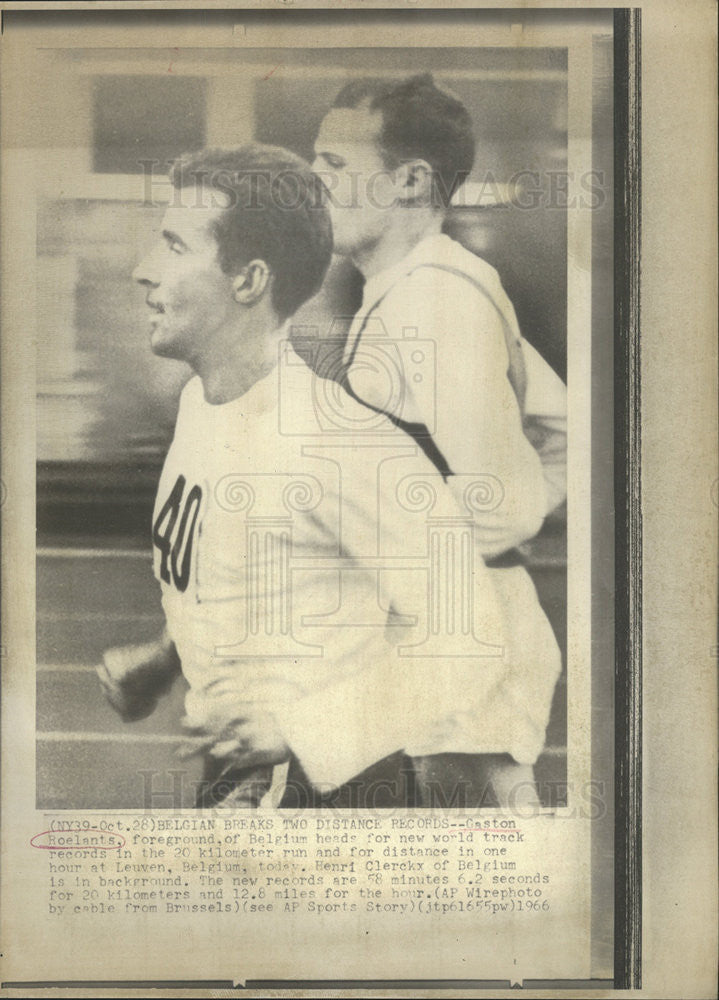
{"left": 281, "top": 640, "right": 509, "bottom": 792}
{"left": 278, "top": 435, "right": 559, "bottom": 790}
{"left": 281, "top": 565, "right": 560, "bottom": 789}
{"left": 350, "top": 270, "right": 550, "bottom": 557}
{"left": 521, "top": 338, "right": 568, "bottom": 515}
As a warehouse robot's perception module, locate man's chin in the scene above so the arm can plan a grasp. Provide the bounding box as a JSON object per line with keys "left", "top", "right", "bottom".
{"left": 149, "top": 330, "right": 183, "bottom": 361}
{"left": 330, "top": 224, "right": 381, "bottom": 261}
{"left": 327, "top": 221, "right": 360, "bottom": 259}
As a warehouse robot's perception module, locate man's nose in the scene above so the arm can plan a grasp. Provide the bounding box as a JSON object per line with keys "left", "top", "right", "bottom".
{"left": 132, "top": 250, "right": 159, "bottom": 287}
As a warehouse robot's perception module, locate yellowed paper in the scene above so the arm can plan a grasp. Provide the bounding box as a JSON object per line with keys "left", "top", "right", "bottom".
{"left": 0, "top": 3, "right": 716, "bottom": 998}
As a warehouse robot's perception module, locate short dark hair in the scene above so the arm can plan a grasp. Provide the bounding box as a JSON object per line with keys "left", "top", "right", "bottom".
{"left": 332, "top": 73, "right": 475, "bottom": 208}
{"left": 170, "top": 144, "right": 333, "bottom": 320}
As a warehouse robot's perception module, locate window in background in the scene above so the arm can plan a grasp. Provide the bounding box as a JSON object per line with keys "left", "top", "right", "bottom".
{"left": 92, "top": 74, "right": 207, "bottom": 175}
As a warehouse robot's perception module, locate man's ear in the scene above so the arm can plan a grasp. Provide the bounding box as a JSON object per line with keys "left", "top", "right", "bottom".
{"left": 232, "top": 259, "right": 271, "bottom": 306}
{"left": 395, "top": 159, "right": 434, "bottom": 203}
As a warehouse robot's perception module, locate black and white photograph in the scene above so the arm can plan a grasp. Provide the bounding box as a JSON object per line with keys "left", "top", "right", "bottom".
{"left": 34, "top": 22, "right": 586, "bottom": 817}
{"left": 1, "top": 3, "right": 716, "bottom": 995}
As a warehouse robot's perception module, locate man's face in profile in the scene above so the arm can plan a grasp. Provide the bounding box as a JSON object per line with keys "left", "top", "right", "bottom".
{"left": 313, "top": 104, "right": 399, "bottom": 258}
{"left": 133, "top": 188, "right": 234, "bottom": 367}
